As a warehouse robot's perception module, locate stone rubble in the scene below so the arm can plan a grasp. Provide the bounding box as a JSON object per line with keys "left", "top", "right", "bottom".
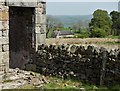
{"left": 0, "top": 68, "right": 47, "bottom": 90}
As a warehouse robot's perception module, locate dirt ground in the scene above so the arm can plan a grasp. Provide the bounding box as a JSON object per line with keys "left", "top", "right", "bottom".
{"left": 46, "top": 38, "right": 120, "bottom": 49}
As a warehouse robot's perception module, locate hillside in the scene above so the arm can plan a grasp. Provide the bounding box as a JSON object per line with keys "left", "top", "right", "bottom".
{"left": 48, "top": 15, "right": 92, "bottom": 28}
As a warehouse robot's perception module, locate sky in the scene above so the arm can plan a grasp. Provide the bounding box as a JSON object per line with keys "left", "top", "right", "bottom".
{"left": 46, "top": 0, "right": 119, "bottom": 2}
{"left": 46, "top": 0, "right": 119, "bottom": 15}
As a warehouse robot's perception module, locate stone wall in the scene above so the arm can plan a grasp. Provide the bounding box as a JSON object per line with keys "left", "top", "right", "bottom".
{"left": 0, "top": 1, "right": 9, "bottom": 75}
{"left": 0, "top": 0, "right": 46, "bottom": 82}
{"left": 27, "top": 44, "right": 120, "bottom": 86}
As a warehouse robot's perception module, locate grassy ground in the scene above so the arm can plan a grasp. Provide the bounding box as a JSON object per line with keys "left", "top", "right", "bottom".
{"left": 106, "top": 35, "right": 120, "bottom": 39}
{"left": 41, "top": 76, "right": 120, "bottom": 91}
{"left": 46, "top": 38, "right": 120, "bottom": 45}
{"left": 2, "top": 75, "right": 120, "bottom": 90}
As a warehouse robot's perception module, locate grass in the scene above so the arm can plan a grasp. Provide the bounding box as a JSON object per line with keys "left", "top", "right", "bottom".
{"left": 2, "top": 76, "right": 119, "bottom": 90}
{"left": 106, "top": 35, "right": 120, "bottom": 39}
{"left": 42, "top": 77, "right": 82, "bottom": 89}
{"left": 41, "top": 76, "right": 120, "bottom": 91}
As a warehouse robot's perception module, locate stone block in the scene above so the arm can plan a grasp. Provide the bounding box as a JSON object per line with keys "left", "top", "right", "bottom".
{"left": 2, "top": 37, "right": 9, "bottom": 44}
{"left": 36, "top": 33, "right": 46, "bottom": 45}
{"left": 35, "top": 26, "right": 41, "bottom": 33}
{"left": 35, "top": 25, "right": 46, "bottom": 34}
{"left": 0, "top": 21, "right": 4, "bottom": 30}
{"left": 42, "top": 4, "right": 46, "bottom": 14}
{"left": 0, "top": 9, "right": 9, "bottom": 21}
{"left": 37, "top": 3, "right": 43, "bottom": 8}
{"left": 36, "top": 7, "right": 44, "bottom": 15}
{"left": 6, "top": 0, "right": 38, "bottom": 7}
{"left": 1, "top": 52, "right": 9, "bottom": 72}
{"left": 2, "top": 44, "right": 9, "bottom": 52}
{"left": 2, "top": 29, "right": 9, "bottom": 37}
{"left": 35, "top": 14, "right": 46, "bottom": 24}
{"left": 2, "top": 21, "right": 9, "bottom": 30}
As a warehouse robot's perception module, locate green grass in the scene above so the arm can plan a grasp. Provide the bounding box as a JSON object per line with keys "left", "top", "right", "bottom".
{"left": 41, "top": 76, "right": 120, "bottom": 91}
{"left": 2, "top": 75, "right": 120, "bottom": 90}
{"left": 42, "top": 77, "right": 82, "bottom": 89}
{"left": 106, "top": 35, "right": 120, "bottom": 39}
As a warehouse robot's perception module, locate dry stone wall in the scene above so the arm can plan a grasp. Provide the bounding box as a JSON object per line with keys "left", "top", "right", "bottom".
{"left": 27, "top": 44, "right": 120, "bottom": 86}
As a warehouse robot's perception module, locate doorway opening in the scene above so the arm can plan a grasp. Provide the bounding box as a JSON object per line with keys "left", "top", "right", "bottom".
{"left": 9, "top": 7, "right": 35, "bottom": 69}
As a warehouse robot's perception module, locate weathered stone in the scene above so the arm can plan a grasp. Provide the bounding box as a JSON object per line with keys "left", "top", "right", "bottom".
{"left": 35, "top": 25, "right": 46, "bottom": 34}
{"left": 36, "top": 34, "right": 46, "bottom": 45}
{"left": 0, "top": 9, "right": 9, "bottom": 21}
{"left": 34, "top": 44, "right": 120, "bottom": 86}
{"left": 2, "top": 37, "right": 9, "bottom": 44}
{"left": 35, "top": 15, "right": 46, "bottom": 24}
{"left": 36, "top": 7, "right": 43, "bottom": 14}
{"left": 6, "top": 0, "right": 38, "bottom": 7}
{"left": 2, "top": 30, "right": 9, "bottom": 37}
{"left": 2, "top": 44, "right": 9, "bottom": 52}
{"left": 86, "top": 45, "right": 94, "bottom": 55}
{"left": 0, "top": 21, "right": 3, "bottom": 31}
{"left": 69, "top": 45, "right": 78, "bottom": 53}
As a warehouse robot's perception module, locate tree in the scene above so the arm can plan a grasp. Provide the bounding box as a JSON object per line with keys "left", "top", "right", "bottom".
{"left": 90, "top": 27, "right": 107, "bottom": 38}
{"left": 71, "top": 23, "right": 81, "bottom": 33}
{"left": 110, "top": 11, "right": 120, "bottom": 35}
{"left": 46, "top": 15, "right": 63, "bottom": 38}
{"left": 46, "top": 15, "right": 55, "bottom": 38}
{"left": 89, "top": 9, "right": 112, "bottom": 37}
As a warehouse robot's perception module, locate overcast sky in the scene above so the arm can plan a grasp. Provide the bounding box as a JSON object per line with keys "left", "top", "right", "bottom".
{"left": 46, "top": 0, "right": 119, "bottom": 15}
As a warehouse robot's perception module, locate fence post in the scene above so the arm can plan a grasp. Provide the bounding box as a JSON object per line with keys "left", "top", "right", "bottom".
{"left": 100, "top": 48, "right": 107, "bottom": 86}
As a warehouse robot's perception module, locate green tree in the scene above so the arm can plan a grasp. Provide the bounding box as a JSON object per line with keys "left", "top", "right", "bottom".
{"left": 110, "top": 11, "right": 120, "bottom": 35}
{"left": 90, "top": 27, "right": 107, "bottom": 38}
{"left": 89, "top": 9, "right": 112, "bottom": 37}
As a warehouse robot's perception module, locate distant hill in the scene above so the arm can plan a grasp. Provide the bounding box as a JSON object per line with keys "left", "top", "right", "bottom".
{"left": 47, "top": 15, "right": 92, "bottom": 28}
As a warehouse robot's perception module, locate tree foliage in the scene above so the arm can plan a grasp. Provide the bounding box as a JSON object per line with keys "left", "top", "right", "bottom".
{"left": 89, "top": 9, "right": 112, "bottom": 37}
{"left": 90, "top": 28, "right": 107, "bottom": 38}
{"left": 110, "top": 11, "right": 120, "bottom": 35}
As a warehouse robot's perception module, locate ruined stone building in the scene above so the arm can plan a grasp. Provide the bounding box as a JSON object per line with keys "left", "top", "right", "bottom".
{"left": 0, "top": 0, "right": 46, "bottom": 75}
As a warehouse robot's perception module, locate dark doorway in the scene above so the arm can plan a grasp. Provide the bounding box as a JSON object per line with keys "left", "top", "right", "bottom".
{"left": 9, "top": 7, "right": 35, "bottom": 69}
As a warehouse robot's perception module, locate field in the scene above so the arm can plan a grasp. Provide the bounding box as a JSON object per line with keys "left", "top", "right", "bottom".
{"left": 46, "top": 38, "right": 120, "bottom": 49}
